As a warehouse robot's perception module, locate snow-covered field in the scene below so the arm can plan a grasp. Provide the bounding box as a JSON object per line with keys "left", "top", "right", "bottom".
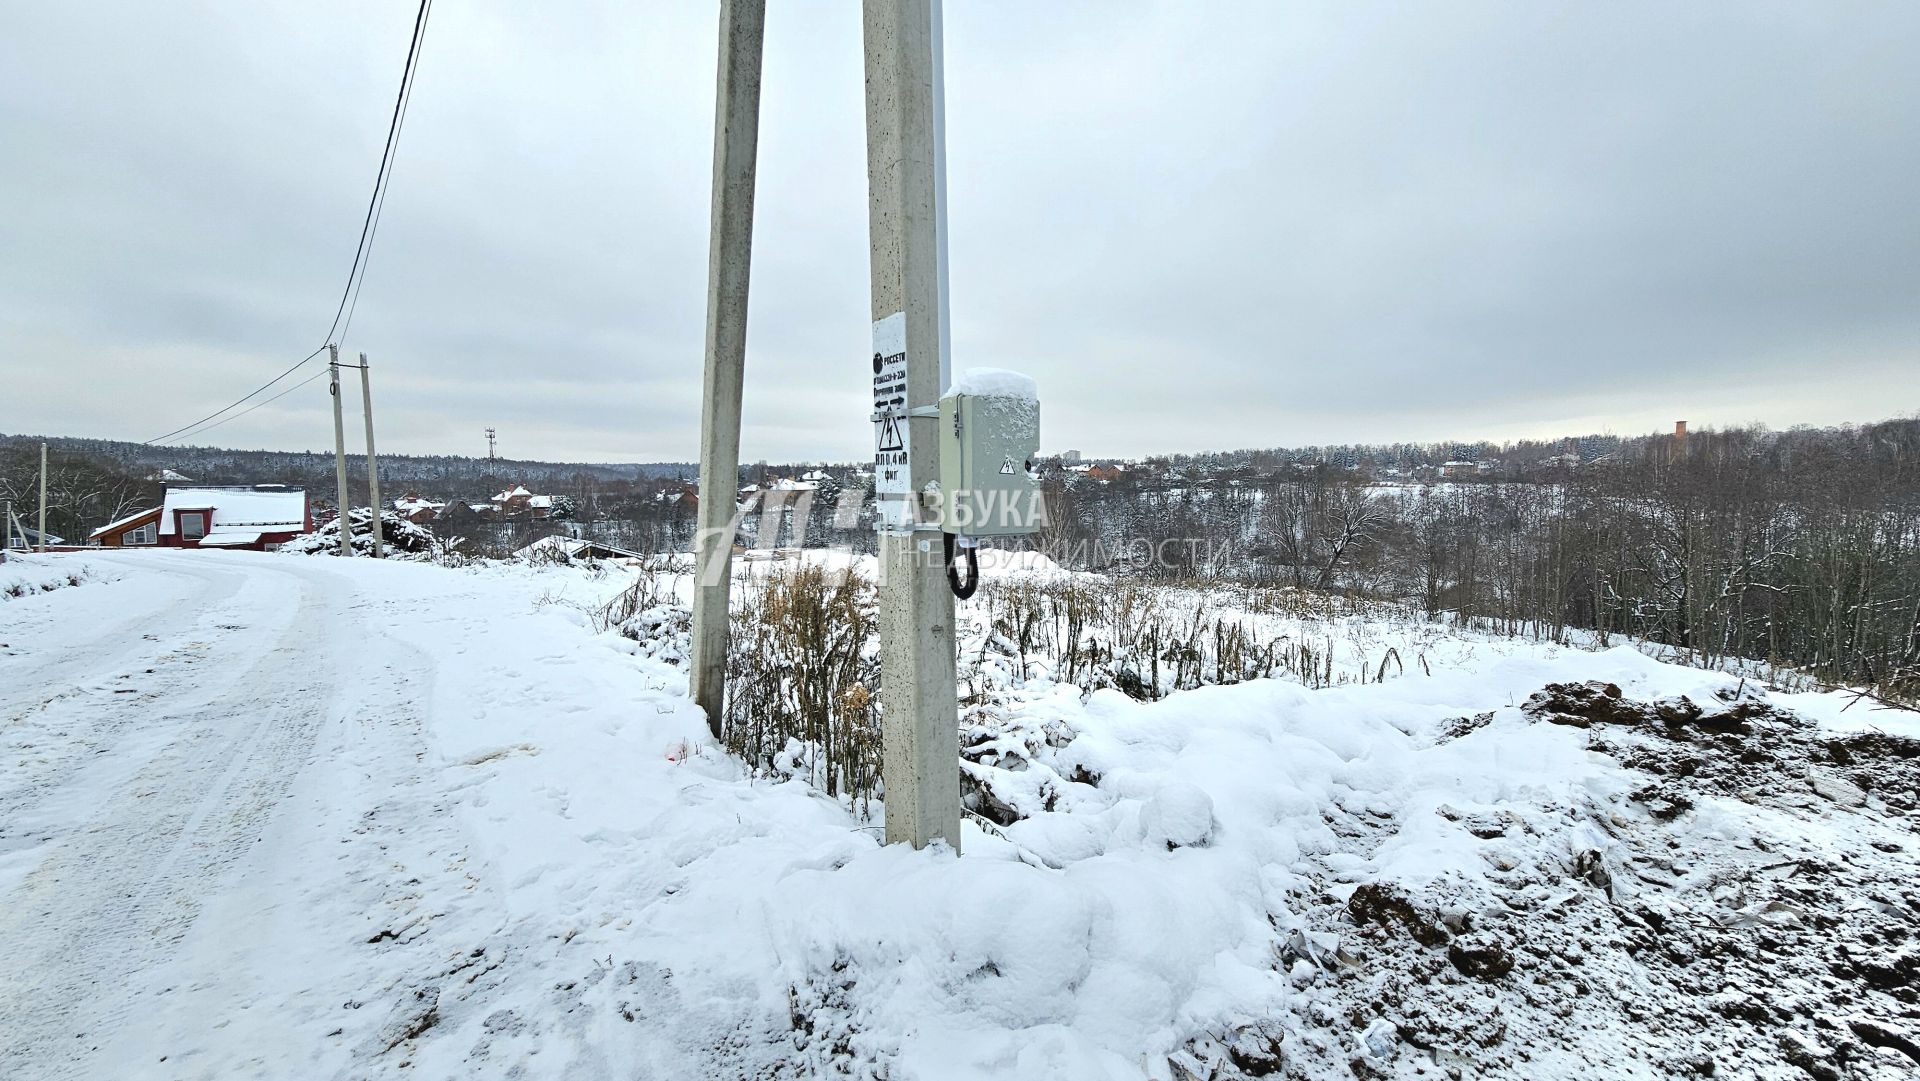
{"left": 2, "top": 550, "right": 1915, "bottom": 1080}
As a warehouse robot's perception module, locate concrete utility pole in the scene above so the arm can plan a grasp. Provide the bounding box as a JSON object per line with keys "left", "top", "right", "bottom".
{"left": 38, "top": 441, "right": 49, "bottom": 552}
{"left": 328, "top": 345, "right": 353, "bottom": 558}
{"left": 688, "top": 0, "right": 766, "bottom": 737}
{"left": 863, "top": 0, "right": 961, "bottom": 851}
{"left": 359, "top": 352, "right": 385, "bottom": 558}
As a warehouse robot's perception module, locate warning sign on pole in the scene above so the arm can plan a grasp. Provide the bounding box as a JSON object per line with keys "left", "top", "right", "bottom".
{"left": 871, "top": 312, "right": 913, "bottom": 532}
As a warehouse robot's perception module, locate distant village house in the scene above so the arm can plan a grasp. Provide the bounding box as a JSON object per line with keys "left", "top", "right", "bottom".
{"left": 491, "top": 484, "right": 554, "bottom": 520}
{"left": 393, "top": 492, "right": 447, "bottom": 524}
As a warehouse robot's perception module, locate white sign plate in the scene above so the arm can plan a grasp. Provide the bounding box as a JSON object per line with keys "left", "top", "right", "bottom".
{"left": 871, "top": 312, "right": 913, "bottom": 531}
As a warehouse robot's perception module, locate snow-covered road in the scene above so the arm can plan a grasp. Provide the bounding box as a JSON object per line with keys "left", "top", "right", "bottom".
{"left": 1, "top": 553, "right": 432, "bottom": 1078}
{"left": 0, "top": 550, "right": 813, "bottom": 1080}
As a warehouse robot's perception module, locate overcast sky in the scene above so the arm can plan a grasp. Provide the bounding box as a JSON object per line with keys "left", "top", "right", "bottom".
{"left": 3, "top": 1, "right": 1916, "bottom": 463}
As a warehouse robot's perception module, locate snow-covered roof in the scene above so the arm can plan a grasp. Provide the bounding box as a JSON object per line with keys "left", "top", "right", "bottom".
{"left": 513, "top": 536, "right": 567, "bottom": 559}
{"left": 512, "top": 535, "right": 645, "bottom": 561}
{"left": 800, "top": 470, "right": 830, "bottom": 482}
{"left": 89, "top": 506, "right": 162, "bottom": 540}
{"left": 529, "top": 495, "right": 553, "bottom": 508}
{"left": 158, "top": 487, "right": 306, "bottom": 537}
{"left": 198, "top": 531, "right": 263, "bottom": 547}
{"left": 492, "top": 485, "right": 534, "bottom": 501}
{"left": 6, "top": 524, "right": 64, "bottom": 546}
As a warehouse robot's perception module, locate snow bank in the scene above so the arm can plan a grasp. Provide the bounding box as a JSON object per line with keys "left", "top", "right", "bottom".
{"left": 1, "top": 552, "right": 108, "bottom": 599}
{"left": 1775, "top": 686, "right": 1920, "bottom": 739}
{"left": 377, "top": 578, "right": 1919, "bottom": 1078}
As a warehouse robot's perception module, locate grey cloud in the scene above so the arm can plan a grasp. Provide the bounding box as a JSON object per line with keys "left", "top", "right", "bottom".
{"left": 3, "top": 1, "right": 1915, "bottom": 462}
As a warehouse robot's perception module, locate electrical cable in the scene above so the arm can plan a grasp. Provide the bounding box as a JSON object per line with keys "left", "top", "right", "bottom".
{"left": 142, "top": 0, "right": 431, "bottom": 446}
{"left": 323, "top": 0, "right": 429, "bottom": 350}
{"left": 155, "top": 366, "right": 332, "bottom": 445}
{"left": 338, "top": 0, "right": 432, "bottom": 352}
{"left": 945, "top": 532, "right": 979, "bottom": 599}
{"left": 144, "top": 346, "right": 327, "bottom": 445}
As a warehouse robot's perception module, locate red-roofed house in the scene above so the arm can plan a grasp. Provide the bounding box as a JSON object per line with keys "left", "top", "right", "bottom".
{"left": 90, "top": 486, "right": 311, "bottom": 551}
{"left": 491, "top": 484, "right": 555, "bottom": 520}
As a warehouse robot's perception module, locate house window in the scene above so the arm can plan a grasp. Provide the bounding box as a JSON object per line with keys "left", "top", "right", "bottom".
{"left": 126, "top": 523, "right": 157, "bottom": 546}
{"left": 180, "top": 512, "right": 208, "bottom": 540}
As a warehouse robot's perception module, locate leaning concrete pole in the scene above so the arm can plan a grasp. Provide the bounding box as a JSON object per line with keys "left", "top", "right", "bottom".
{"left": 359, "top": 352, "right": 384, "bottom": 558}
{"left": 864, "top": 0, "right": 961, "bottom": 851}
{"left": 328, "top": 345, "right": 353, "bottom": 558}
{"left": 688, "top": 0, "right": 767, "bottom": 737}
{"left": 37, "top": 441, "right": 49, "bottom": 552}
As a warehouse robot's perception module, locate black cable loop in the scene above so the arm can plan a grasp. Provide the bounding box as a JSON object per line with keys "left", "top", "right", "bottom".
{"left": 945, "top": 532, "right": 980, "bottom": 600}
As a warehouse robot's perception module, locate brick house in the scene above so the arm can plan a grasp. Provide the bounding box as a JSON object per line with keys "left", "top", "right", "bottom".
{"left": 491, "top": 484, "right": 555, "bottom": 520}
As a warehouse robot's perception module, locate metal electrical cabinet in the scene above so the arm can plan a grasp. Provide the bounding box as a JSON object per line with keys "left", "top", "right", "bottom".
{"left": 938, "top": 387, "right": 1042, "bottom": 536}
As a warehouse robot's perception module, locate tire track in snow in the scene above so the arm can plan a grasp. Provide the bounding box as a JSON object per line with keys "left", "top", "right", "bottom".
{"left": 0, "top": 558, "right": 238, "bottom": 730}
{"left": 0, "top": 558, "right": 347, "bottom": 1081}
{"left": 76, "top": 560, "right": 506, "bottom": 1080}
{"left": 0, "top": 558, "right": 295, "bottom": 896}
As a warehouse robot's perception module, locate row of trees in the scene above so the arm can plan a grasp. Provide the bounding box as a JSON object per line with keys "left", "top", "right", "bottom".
{"left": 1051, "top": 420, "right": 1920, "bottom": 703}
{"left": 0, "top": 442, "right": 155, "bottom": 544}
{"left": 418, "top": 418, "right": 1920, "bottom": 704}
{"left": 12, "top": 419, "right": 1914, "bottom": 702}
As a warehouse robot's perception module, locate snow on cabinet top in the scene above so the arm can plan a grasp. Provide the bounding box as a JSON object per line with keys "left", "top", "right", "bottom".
{"left": 944, "top": 367, "right": 1037, "bottom": 401}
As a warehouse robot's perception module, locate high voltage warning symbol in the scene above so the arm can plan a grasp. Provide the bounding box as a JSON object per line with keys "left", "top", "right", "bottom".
{"left": 877, "top": 414, "right": 906, "bottom": 453}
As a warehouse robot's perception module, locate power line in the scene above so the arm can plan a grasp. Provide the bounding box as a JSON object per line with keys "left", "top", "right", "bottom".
{"left": 143, "top": 0, "right": 432, "bottom": 446}
{"left": 144, "top": 346, "right": 328, "bottom": 446}
{"left": 155, "top": 366, "right": 332, "bottom": 446}
{"left": 333, "top": 0, "right": 432, "bottom": 352}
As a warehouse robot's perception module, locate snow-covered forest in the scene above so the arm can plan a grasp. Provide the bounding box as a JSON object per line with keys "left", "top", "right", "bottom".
{"left": 7, "top": 417, "right": 1916, "bottom": 706}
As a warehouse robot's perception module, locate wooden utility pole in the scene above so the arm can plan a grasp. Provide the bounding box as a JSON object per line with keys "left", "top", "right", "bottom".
{"left": 359, "top": 352, "right": 384, "bottom": 558}
{"left": 37, "top": 441, "right": 49, "bottom": 552}
{"left": 864, "top": 0, "right": 961, "bottom": 851}
{"left": 688, "top": 0, "right": 767, "bottom": 736}
{"left": 328, "top": 345, "right": 353, "bottom": 558}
